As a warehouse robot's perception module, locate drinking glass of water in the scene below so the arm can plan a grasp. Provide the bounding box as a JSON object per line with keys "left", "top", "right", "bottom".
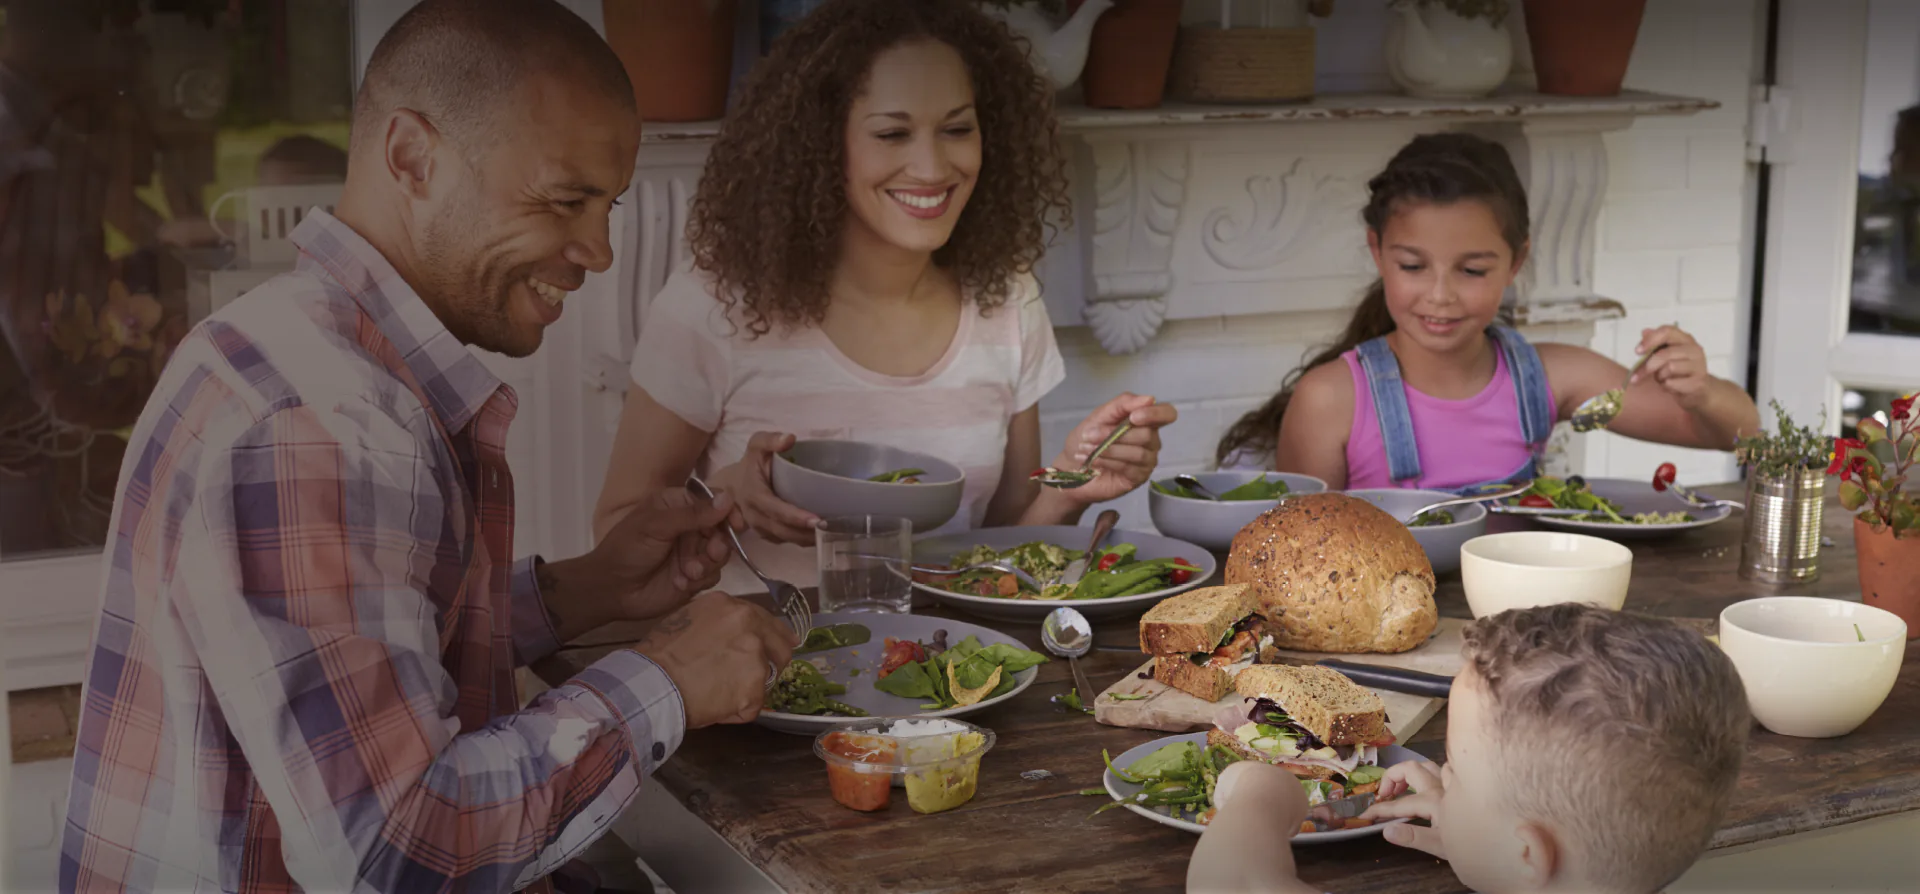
{"left": 817, "top": 516, "right": 913, "bottom": 613}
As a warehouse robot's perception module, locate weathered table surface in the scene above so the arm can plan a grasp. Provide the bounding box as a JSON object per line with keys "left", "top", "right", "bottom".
{"left": 535, "top": 484, "right": 1919, "bottom": 894}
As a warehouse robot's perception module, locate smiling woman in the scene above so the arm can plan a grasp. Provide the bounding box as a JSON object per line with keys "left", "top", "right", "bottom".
{"left": 595, "top": 0, "right": 1180, "bottom": 595}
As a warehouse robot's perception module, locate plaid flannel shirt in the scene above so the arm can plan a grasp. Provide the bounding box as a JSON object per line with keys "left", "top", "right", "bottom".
{"left": 60, "top": 210, "right": 683, "bottom": 893}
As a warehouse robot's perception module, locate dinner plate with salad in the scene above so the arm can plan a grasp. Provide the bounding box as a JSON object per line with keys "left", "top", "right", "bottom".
{"left": 909, "top": 526, "right": 1217, "bottom": 622}
{"left": 1096, "top": 733, "right": 1419, "bottom": 842}
{"left": 758, "top": 611, "right": 1049, "bottom": 735}
{"left": 1493, "top": 473, "right": 1734, "bottom": 538}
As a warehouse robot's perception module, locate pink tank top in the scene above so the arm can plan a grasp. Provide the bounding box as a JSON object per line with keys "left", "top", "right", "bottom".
{"left": 1341, "top": 347, "right": 1541, "bottom": 491}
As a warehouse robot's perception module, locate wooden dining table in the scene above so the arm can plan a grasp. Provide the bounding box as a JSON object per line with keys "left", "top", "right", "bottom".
{"left": 533, "top": 484, "right": 1920, "bottom": 894}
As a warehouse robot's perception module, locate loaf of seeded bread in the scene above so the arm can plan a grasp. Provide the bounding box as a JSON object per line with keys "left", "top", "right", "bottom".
{"left": 1137, "top": 584, "right": 1257, "bottom": 655}
{"left": 1225, "top": 493, "right": 1437, "bottom": 653}
{"left": 1234, "top": 664, "right": 1392, "bottom": 746}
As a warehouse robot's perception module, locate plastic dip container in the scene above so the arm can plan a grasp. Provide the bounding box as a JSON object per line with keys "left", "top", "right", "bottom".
{"left": 813, "top": 718, "right": 995, "bottom": 814}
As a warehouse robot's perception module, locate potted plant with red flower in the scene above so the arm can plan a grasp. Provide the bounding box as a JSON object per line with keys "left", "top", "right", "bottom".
{"left": 1829, "top": 393, "right": 1920, "bottom": 636}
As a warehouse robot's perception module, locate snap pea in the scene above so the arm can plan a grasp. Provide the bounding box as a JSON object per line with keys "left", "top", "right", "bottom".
{"left": 1073, "top": 558, "right": 1183, "bottom": 600}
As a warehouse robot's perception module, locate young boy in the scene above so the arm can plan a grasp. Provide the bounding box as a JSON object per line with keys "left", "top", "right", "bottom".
{"left": 1189, "top": 604, "right": 1751, "bottom": 894}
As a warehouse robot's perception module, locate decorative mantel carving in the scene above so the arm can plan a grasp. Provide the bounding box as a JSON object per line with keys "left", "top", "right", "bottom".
{"left": 1083, "top": 138, "right": 1189, "bottom": 355}
{"left": 626, "top": 90, "right": 1715, "bottom": 355}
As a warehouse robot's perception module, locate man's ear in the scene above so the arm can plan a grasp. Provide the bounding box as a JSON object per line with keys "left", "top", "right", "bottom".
{"left": 1513, "top": 819, "right": 1559, "bottom": 889}
{"left": 381, "top": 109, "right": 440, "bottom": 201}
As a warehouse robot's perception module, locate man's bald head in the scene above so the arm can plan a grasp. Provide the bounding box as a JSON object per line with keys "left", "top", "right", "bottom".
{"left": 352, "top": 0, "right": 634, "bottom": 159}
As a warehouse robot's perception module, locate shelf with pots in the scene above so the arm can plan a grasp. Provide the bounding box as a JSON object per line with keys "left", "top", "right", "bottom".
{"left": 616, "top": 0, "right": 1712, "bottom": 356}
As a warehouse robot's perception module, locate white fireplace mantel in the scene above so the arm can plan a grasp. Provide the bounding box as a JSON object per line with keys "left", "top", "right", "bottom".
{"left": 626, "top": 90, "right": 1716, "bottom": 356}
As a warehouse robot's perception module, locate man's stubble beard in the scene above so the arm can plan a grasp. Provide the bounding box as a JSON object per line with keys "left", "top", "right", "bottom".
{"left": 417, "top": 199, "right": 538, "bottom": 359}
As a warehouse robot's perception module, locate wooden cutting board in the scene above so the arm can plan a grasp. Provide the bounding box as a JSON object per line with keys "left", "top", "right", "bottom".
{"left": 1093, "top": 618, "right": 1469, "bottom": 743}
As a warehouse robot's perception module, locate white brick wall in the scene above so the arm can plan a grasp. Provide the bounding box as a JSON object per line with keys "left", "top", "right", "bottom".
{"left": 1587, "top": 0, "right": 1762, "bottom": 486}
{"left": 1036, "top": 0, "right": 1764, "bottom": 527}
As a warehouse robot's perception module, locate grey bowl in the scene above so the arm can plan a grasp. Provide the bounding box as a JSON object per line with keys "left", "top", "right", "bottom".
{"left": 1343, "top": 488, "right": 1488, "bottom": 576}
{"left": 770, "top": 440, "right": 966, "bottom": 534}
{"left": 1146, "top": 471, "right": 1328, "bottom": 553}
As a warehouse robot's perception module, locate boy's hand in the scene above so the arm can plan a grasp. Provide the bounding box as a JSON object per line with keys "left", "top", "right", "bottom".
{"left": 1187, "top": 762, "right": 1322, "bottom": 894}
{"left": 1632, "top": 325, "right": 1714, "bottom": 411}
{"left": 1362, "top": 759, "right": 1447, "bottom": 858}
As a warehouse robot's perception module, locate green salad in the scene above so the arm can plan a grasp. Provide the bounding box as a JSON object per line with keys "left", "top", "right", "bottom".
{"left": 1513, "top": 476, "right": 1693, "bottom": 525}
{"left": 1152, "top": 474, "right": 1292, "bottom": 501}
{"left": 1407, "top": 508, "right": 1456, "bottom": 527}
{"left": 920, "top": 541, "right": 1202, "bottom": 601}
{"left": 873, "top": 634, "right": 1050, "bottom": 709}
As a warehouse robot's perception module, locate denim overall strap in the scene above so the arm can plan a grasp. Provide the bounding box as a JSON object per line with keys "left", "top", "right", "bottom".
{"left": 1489, "top": 325, "right": 1557, "bottom": 448}
{"left": 1354, "top": 336, "right": 1423, "bottom": 484}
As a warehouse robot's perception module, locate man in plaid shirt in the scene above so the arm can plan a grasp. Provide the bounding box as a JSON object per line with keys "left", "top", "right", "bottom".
{"left": 59, "top": 2, "right": 799, "bottom": 891}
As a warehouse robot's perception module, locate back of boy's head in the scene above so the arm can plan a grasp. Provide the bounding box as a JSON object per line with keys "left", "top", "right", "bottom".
{"left": 1462, "top": 604, "right": 1750, "bottom": 893}
{"left": 1214, "top": 130, "right": 1534, "bottom": 466}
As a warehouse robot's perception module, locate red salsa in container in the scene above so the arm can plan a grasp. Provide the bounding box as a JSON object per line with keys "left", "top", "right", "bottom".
{"left": 820, "top": 731, "right": 895, "bottom": 811}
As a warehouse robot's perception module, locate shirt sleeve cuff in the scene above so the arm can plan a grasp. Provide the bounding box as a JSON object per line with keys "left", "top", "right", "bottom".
{"left": 510, "top": 556, "right": 564, "bottom": 666}
{"left": 569, "top": 648, "right": 688, "bottom": 774}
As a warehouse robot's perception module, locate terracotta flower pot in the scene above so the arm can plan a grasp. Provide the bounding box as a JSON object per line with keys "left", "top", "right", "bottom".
{"left": 1520, "top": 0, "right": 1647, "bottom": 96}
{"left": 1856, "top": 516, "right": 1920, "bottom": 638}
{"left": 1081, "top": 0, "right": 1183, "bottom": 110}
{"left": 602, "top": 0, "right": 738, "bottom": 123}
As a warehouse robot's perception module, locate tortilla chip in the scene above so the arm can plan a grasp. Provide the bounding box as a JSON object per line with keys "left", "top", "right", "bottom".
{"left": 947, "top": 662, "right": 1003, "bottom": 707}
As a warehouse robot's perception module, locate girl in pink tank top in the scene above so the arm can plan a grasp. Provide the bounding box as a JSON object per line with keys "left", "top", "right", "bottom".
{"left": 1215, "top": 133, "right": 1759, "bottom": 491}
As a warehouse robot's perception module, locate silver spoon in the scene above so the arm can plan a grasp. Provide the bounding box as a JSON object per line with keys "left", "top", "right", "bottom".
{"left": 1172, "top": 474, "right": 1222, "bottom": 501}
{"left": 1032, "top": 422, "right": 1133, "bottom": 489}
{"left": 1042, "top": 606, "right": 1096, "bottom": 715}
{"left": 1571, "top": 349, "right": 1658, "bottom": 432}
{"left": 1401, "top": 481, "right": 1532, "bottom": 525}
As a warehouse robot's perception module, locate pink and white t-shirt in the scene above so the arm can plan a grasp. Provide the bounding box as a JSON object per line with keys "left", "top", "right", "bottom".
{"left": 627, "top": 264, "right": 1066, "bottom": 591}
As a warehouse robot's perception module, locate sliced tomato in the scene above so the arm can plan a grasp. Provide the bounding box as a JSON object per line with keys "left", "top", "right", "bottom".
{"left": 1519, "top": 494, "right": 1554, "bottom": 509}
{"left": 877, "top": 638, "right": 926, "bottom": 679}
{"left": 1096, "top": 551, "right": 1122, "bottom": 571}
{"left": 1169, "top": 562, "right": 1197, "bottom": 586}
{"left": 1652, "top": 462, "right": 1677, "bottom": 492}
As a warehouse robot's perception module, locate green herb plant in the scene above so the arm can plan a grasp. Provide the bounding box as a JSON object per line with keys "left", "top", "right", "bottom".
{"left": 1735, "top": 400, "right": 1833, "bottom": 481}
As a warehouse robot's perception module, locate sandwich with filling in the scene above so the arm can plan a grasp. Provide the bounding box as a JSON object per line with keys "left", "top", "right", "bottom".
{"left": 1137, "top": 584, "right": 1272, "bottom": 702}
{"left": 1207, "top": 664, "right": 1396, "bottom": 784}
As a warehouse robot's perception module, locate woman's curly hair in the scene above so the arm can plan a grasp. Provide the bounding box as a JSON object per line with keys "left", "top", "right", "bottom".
{"left": 685, "top": 0, "right": 1072, "bottom": 337}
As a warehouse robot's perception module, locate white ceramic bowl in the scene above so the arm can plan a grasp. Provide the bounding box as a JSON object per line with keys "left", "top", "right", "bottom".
{"left": 1458, "top": 531, "right": 1633, "bottom": 619}
{"left": 1146, "top": 471, "right": 1327, "bottom": 553}
{"left": 1717, "top": 596, "right": 1907, "bottom": 738}
{"left": 1343, "top": 489, "right": 1488, "bottom": 576}
{"left": 770, "top": 439, "right": 966, "bottom": 534}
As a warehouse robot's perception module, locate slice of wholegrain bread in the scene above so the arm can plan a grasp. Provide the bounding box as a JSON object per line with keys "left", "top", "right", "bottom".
{"left": 1138, "top": 584, "right": 1257, "bottom": 655}
{"left": 1233, "top": 664, "right": 1389, "bottom": 746}
{"left": 1153, "top": 655, "right": 1233, "bottom": 702}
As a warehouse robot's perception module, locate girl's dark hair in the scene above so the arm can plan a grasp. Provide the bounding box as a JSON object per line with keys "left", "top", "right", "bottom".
{"left": 1213, "top": 131, "right": 1532, "bottom": 467}
{"left": 685, "top": 0, "right": 1071, "bottom": 337}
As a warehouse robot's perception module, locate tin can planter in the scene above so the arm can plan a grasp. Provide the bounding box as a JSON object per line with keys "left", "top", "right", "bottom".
{"left": 1855, "top": 516, "right": 1920, "bottom": 638}
{"left": 1740, "top": 469, "right": 1827, "bottom": 584}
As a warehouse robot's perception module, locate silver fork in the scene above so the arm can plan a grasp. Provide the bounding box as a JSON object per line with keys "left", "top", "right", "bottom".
{"left": 685, "top": 475, "right": 812, "bottom": 639}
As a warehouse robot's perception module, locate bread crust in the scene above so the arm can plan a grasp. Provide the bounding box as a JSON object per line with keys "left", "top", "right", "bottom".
{"left": 1152, "top": 655, "right": 1233, "bottom": 702}
{"left": 1234, "top": 664, "right": 1391, "bottom": 746}
{"left": 1137, "top": 584, "right": 1258, "bottom": 655}
{"left": 1225, "top": 493, "right": 1438, "bottom": 653}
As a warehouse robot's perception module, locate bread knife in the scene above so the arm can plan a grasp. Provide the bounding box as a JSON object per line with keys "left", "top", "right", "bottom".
{"left": 1314, "top": 659, "right": 1454, "bottom": 699}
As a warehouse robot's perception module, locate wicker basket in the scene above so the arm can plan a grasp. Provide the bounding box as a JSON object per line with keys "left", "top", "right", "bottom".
{"left": 1167, "top": 26, "right": 1316, "bottom": 104}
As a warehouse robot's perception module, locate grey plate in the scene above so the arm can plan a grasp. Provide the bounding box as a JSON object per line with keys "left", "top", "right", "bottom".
{"left": 756, "top": 611, "right": 1042, "bottom": 735}
{"left": 1507, "top": 477, "right": 1734, "bottom": 538}
{"left": 911, "top": 526, "right": 1217, "bottom": 622}
{"left": 1101, "top": 733, "right": 1418, "bottom": 842}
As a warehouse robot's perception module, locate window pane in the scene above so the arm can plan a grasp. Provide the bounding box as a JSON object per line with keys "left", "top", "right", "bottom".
{"left": 0, "top": 0, "right": 351, "bottom": 562}
{"left": 1849, "top": 1, "right": 1920, "bottom": 337}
